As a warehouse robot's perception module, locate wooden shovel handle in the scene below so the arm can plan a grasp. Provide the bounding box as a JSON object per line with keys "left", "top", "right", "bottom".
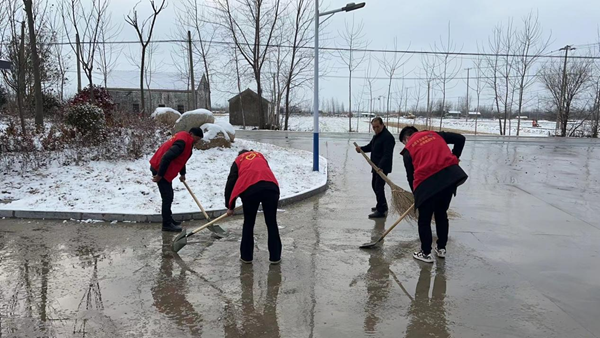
{"left": 188, "top": 205, "right": 243, "bottom": 237}
{"left": 377, "top": 204, "right": 415, "bottom": 243}
{"left": 183, "top": 181, "right": 211, "bottom": 220}
{"left": 353, "top": 142, "right": 397, "bottom": 187}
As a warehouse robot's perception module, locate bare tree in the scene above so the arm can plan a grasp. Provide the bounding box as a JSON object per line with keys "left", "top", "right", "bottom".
{"left": 175, "top": 0, "right": 216, "bottom": 110}
{"left": 336, "top": 17, "right": 367, "bottom": 132}
{"left": 376, "top": 37, "right": 411, "bottom": 126}
{"left": 421, "top": 54, "right": 437, "bottom": 129}
{"left": 282, "top": 0, "right": 313, "bottom": 130}
{"left": 62, "top": 0, "right": 110, "bottom": 100}
{"left": 0, "top": 1, "right": 26, "bottom": 132}
{"left": 412, "top": 85, "right": 425, "bottom": 113}
{"left": 364, "top": 56, "right": 377, "bottom": 133}
{"left": 432, "top": 22, "right": 462, "bottom": 130}
{"left": 47, "top": 4, "right": 70, "bottom": 101}
{"left": 482, "top": 22, "right": 517, "bottom": 135}
{"left": 125, "top": 0, "right": 167, "bottom": 114}
{"left": 513, "top": 12, "right": 551, "bottom": 135}
{"left": 473, "top": 57, "right": 485, "bottom": 135}
{"left": 23, "top": 0, "right": 44, "bottom": 128}
{"left": 217, "top": 0, "right": 282, "bottom": 129}
{"left": 541, "top": 56, "right": 593, "bottom": 137}
{"left": 144, "top": 42, "right": 158, "bottom": 111}
{"left": 592, "top": 31, "right": 600, "bottom": 138}
{"left": 97, "top": 14, "right": 122, "bottom": 88}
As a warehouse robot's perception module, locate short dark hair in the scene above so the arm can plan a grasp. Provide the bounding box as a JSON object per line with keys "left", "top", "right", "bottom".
{"left": 189, "top": 127, "right": 203, "bottom": 138}
{"left": 399, "top": 126, "right": 418, "bottom": 142}
{"left": 238, "top": 149, "right": 252, "bottom": 156}
{"left": 371, "top": 117, "right": 383, "bottom": 125}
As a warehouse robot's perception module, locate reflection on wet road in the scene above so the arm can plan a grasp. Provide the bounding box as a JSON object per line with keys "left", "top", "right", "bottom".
{"left": 1, "top": 133, "right": 599, "bottom": 337}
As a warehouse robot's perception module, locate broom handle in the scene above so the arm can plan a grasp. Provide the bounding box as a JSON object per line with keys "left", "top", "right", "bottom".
{"left": 353, "top": 142, "right": 397, "bottom": 187}
{"left": 183, "top": 181, "right": 211, "bottom": 220}
{"left": 377, "top": 204, "right": 415, "bottom": 243}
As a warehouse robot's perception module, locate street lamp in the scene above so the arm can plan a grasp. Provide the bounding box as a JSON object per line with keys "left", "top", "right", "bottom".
{"left": 313, "top": 1, "right": 366, "bottom": 171}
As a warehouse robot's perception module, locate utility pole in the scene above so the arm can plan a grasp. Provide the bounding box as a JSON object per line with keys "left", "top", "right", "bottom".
{"left": 465, "top": 68, "right": 471, "bottom": 122}
{"left": 426, "top": 81, "right": 431, "bottom": 129}
{"left": 405, "top": 87, "right": 409, "bottom": 113}
{"left": 558, "top": 45, "right": 575, "bottom": 136}
{"left": 76, "top": 33, "right": 81, "bottom": 92}
{"left": 188, "top": 31, "right": 196, "bottom": 110}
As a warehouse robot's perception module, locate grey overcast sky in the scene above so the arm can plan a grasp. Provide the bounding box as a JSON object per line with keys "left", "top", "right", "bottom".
{"left": 68, "top": 0, "right": 600, "bottom": 111}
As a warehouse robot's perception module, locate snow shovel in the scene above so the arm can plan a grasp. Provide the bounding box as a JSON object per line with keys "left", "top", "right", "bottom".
{"left": 182, "top": 181, "right": 228, "bottom": 238}
{"left": 172, "top": 211, "right": 233, "bottom": 253}
{"left": 359, "top": 204, "right": 415, "bottom": 249}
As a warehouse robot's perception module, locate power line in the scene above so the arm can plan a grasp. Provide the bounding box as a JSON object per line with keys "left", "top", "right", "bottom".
{"left": 3, "top": 38, "right": 600, "bottom": 60}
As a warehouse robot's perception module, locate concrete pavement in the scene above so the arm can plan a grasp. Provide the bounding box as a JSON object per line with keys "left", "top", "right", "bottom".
{"left": 0, "top": 131, "right": 599, "bottom": 337}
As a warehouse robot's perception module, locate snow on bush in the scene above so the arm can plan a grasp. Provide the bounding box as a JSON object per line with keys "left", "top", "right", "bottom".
{"left": 65, "top": 103, "right": 106, "bottom": 138}
{"left": 69, "top": 85, "right": 116, "bottom": 115}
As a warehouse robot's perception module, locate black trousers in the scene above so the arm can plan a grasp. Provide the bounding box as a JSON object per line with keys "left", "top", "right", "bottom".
{"left": 240, "top": 190, "right": 282, "bottom": 262}
{"left": 371, "top": 172, "right": 389, "bottom": 212}
{"left": 417, "top": 186, "right": 454, "bottom": 255}
{"left": 156, "top": 178, "right": 174, "bottom": 226}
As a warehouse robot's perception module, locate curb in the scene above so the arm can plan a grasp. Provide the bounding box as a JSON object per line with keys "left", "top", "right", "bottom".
{"left": 1, "top": 164, "right": 328, "bottom": 223}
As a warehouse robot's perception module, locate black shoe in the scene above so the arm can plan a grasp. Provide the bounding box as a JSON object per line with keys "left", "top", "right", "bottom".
{"left": 371, "top": 207, "right": 377, "bottom": 212}
{"left": 171, "top": 219, "right": 182, "bottom": 226}
{"left": 162, "top": 223, "right": 182, "bottom": 232}
{"left": 368, "top": 211, "right": 387, "bottom": 219}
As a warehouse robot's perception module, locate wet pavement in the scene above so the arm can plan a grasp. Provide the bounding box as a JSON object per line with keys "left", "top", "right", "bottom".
{"left": 1, "top": 132, "right": 600, "bottom": 337}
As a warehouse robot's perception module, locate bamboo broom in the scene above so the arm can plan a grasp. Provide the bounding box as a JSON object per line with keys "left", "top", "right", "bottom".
{"left": 353, "top": 142, "right": 417, "bottom": 221}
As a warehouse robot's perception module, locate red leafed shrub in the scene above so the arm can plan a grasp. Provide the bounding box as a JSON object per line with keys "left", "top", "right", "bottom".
{"left": 70, "top": 85, "right": 116, "bottom": 117}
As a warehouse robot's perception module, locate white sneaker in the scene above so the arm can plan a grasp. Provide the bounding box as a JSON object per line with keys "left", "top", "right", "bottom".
{"left": 269, "top": 259, "right": 281, "bottom": 265}
{"left": 240, "top": 258, "right": 253, "bottom": 264}
{"left": 434, "top": 247, "right": 446, "bottom": 259}
{"left": 413, "top": 251, "right": 433, "bottom": 263}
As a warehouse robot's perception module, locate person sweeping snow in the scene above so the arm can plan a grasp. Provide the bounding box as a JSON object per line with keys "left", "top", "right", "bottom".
{"left": 225, "top": 150, "right": 282, "bottom": 265}
{"left": 150, "top": 128, "right": 204, "bottom": 232}
{"left": 399, "top": 126, "right": 468, "bottom": 263}
{"left": 355, "top": 117, "right": 396, "bottom": 219}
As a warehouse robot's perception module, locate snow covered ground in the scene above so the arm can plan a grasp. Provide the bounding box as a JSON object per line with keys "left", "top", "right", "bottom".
{"left": 214, "top": 114, "right": 558, "bottom": 137}
{"left": 0, "top": 139, "right": 327, "bottom": 214}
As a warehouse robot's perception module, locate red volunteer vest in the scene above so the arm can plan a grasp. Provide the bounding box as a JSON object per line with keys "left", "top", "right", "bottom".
{"left": 149, "top": 132, "right": 194, "bottom": 182}
{"left": 404, "top": 131, "right": 459, "bottom": 190}
{"left": 229, "top": 151, "right": 279, "bottom": 208}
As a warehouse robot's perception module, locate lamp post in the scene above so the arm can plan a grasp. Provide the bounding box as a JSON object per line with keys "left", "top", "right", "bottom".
{"left": 313, "top": 1, "right": 366, "bottom": 171}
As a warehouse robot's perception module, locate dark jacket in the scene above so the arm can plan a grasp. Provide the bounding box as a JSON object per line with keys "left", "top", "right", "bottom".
{"left": 360, "top": 127, "right": 396, "bottom": 174}
{"left": 401, "top": 131, "right": 468, "bottom": 208}
{"left": 150, "top": 140, "right": 187, "bottom": 177}
{"left": 224, "top": 161, "right": 280, "bottom": 209}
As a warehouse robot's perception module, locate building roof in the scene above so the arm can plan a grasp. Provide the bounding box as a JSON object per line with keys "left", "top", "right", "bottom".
{"left": 101, "top": 70, "right": 204, "bottom": 91}
{"left": 228, "top": 88, "right": 271, "bottom": 104}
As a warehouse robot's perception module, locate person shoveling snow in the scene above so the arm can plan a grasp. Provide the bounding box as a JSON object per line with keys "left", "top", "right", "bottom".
{"left": 150, "top": 128, "right": 203, "bottom": 232}
{"left": 224, "top": 150, "right": 282, "bottom": 265}
{"left": 399, "top": 126, "right": 468, "bottom": 263}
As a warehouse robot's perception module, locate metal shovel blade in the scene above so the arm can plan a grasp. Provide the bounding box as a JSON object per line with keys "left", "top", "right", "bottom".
{"left": 359, "top": 240, "right": 381, "bottom": 249}
{"left": 172, "top": 229, "right": 188, "bottom": 253}
{"left": 207, "top": 224, "right": 228, "bottom": 239}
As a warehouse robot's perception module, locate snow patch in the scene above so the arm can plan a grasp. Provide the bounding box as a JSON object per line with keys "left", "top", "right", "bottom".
{"left": 215, "top": 120, "right": 236, "bottom": 136}
{"left": 0, "top": 139, "right": 327, "bottom": 214}
{"left": 201, "top": 123, "right": 230, "bottom": 141}
{"left": 151, "top": 107, "right": 181, "bottom": 118}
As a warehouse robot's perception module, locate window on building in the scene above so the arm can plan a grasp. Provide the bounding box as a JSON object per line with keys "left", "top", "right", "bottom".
{"left": 177, "top": 105, "right": 185, "bottom": 113}
{"left": 132, "top": 103, "right": 140, "bottom": 112}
